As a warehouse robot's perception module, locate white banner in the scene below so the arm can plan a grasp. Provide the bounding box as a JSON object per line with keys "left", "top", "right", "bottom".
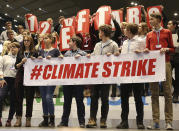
{"left": 24, "top": 51, "right": 166, "bottom": 86}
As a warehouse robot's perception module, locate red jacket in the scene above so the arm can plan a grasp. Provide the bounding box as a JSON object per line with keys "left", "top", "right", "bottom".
{"left": 146, "top": 28, "right": 175, "bottom": 62}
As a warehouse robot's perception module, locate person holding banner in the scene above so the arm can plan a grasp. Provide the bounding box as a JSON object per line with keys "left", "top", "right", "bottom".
{"left": 167, "top": 20, "right": 179, "bottom": 103}
{"left": 138, "top": 22, "right": 150, "bottom": 96}
{"left": 0, "top": 42, "right": 20, "bottom": 127}
{"left": 47, "top": 18, "right": 54, "bottom": 33}
{"left": 14, "top": 35, "right": 37, "bottom": 127}
{"left": 15, "top": 25, "right": 24, "bottom": 43}
{"left": 38, "top": 34, "right": 60, "bottom": 127}
{"left": 145, "top": 13, "right": 175, "bottom": 130}
{"left": 35, "top": 34, "right": 45, "bottom": 51}
{"left": 116, "top": 23, "right": 145, "bottom": 129}
{"left": 57, "top": 36, "right": 86, "bottom": 128}
{"left": 86, "top": 24, "right": 119, "bottom": 128}
{"left": 54, "top": 16, "right": 65, "bottom": 35}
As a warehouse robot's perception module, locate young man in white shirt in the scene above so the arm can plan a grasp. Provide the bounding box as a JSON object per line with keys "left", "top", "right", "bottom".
{"left": 116, "top": 23, "right": 145, "bottom": 129}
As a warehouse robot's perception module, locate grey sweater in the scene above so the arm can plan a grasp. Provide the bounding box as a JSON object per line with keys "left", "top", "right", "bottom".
{"left": 91, "top": 39, "right": 119, "bottom": 55}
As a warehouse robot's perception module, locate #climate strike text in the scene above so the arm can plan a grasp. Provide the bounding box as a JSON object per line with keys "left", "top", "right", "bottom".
{"left": 30, "top": 58, "right": 156, "bottom": 80}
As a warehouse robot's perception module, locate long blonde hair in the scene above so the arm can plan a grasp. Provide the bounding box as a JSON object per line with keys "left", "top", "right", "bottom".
{"left": 1, "top": 41, "right": 12, "bottom": 56}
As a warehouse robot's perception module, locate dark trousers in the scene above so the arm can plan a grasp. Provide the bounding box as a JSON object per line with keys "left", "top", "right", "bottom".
{"left": 90, "top": 84, "right": 110, "bottom": 121}
{"left": 172, "top": 62, "right": 179, "bottom": 96}
{"left": 15, "top": 71, "right": 35, "bottom": 117}
{"left": 62, "top": 85, "right": 85, "bottom": 124}
{"left": 0, "top": 77, "right": 16, "bottom": 120}
{"left": 120, "top": 83, "right": 144, "bottom": 123}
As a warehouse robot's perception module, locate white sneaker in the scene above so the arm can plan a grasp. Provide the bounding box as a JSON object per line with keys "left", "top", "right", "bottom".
{"left": 147, "top": 122, "right": 160, "bottom": 130}
{"left": 165, "top": 123, "right": 173, "bottom": 130}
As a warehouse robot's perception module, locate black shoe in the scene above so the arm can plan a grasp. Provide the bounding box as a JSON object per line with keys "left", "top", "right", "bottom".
{"left": 137, "top": 122, "right": 145, "bottom": 129}
{"left": 86, "top": 118, "right": 97, "bottom": 128}
{"left": 173, "top": 95, "right": 178, "bottom": 103}
{"left": 57, "top": 122, "right": 68, "bottom": 127}
{"left": 49, "top": 115, "right": 55, "bottom": 127}
{"left": 116, "top": 121, "right": 129, "bottom": 129}
{"left": 39, "top": 115, "right": 49, "bottom": 127}
{"left": 79, "top": 123, "right": 85, "bottom": 128}
{"left": 111, "top": 94, "right": 116, "bottom": 97}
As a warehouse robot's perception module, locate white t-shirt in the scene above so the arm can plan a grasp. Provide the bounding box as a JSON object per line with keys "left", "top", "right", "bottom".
{"left": 172, "top": 34, "right": 179, "bottom": 53}
{"left": 0, "top": 54, "right": 17, "bottom": 78}
{"left": 121, "top": 35, "right": 146, "bottom": 54}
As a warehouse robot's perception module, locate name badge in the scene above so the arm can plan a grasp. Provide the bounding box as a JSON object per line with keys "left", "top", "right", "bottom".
{"left": 84, "top": 44, "right": 89, "bottom": 48}
{"left": 156, "top": 44, "right": 162, "bottom": 49}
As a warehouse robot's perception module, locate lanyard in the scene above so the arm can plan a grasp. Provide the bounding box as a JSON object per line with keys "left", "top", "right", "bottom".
{"left": 24, "top": 52, "right": 30, "bottom": 58}
{"left": 8, "top": 54, "right": 16, "bottom": 70}
{"left": 156, "top": 31, "right": 160, "bottom": 45}
{"left": 71, "top": 50, "right": 79, "bottom": 57}
{"left": 44, "top": 51, "right": 49, "bottom": 57}
{"left": 100, "top": 41, "right": 112, "bottom": 55}
{"left": 127, "top": 40, "right": 131, "bottom": 53}
{"left": 155, "top": 27, "right": 163, "bottom": 45}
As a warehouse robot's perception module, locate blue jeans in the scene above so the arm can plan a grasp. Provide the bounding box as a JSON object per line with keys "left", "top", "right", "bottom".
{"left": 39, "top": 86, "right": 56, "bottom": 115}
{"left": 0, "top": 77, "right": 16, "bottom": 120}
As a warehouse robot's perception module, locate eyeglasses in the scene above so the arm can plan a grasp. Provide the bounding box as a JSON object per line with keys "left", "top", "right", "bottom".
{"left": 11, "top": 46, "right": 17, "bottom": 48}
{"left": 24, "top": 40, "right": 30, "bottom": 42}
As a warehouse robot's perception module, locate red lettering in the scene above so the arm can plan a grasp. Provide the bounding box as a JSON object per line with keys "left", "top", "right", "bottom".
{"left": 131, "top": 60, "right": 137, "bottom": 76}
{"left": 137, "top": 59, "right": 148, "bottom": 76}
{"left": 91, "top": 62, "right": 100, "bottom": 78}
{"left": 84, "top": 63, "right": 93, "bottom": 78}
{"left": 121, "top": 61, "right": 131, "bottom": 77}
{"left": 113, "top": 62, "right": 122, "bottom": 77}
{"left": 43, "top": 65, "right": 52, "bottom": 80}
{"left": 51, "top": 65, "right": 58, "bottom": 79}
{"left": 58, "top": 64, "right": 64, "bottom": 79}
{"left": 75, "top": 64, "right": 84, "bottom": 78}
{"left": 62, "top": 64, "right": 76, "bottom": 79}
{"left": 102, "top": 62, "right": 112, "bottom": 77}
{"left": 148, "top": 59, "right": 156, "bottom": 75}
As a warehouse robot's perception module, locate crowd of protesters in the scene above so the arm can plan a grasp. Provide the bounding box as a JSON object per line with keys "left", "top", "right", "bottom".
{"left": 0, "top": 4, "right": 178, "bottom": 130}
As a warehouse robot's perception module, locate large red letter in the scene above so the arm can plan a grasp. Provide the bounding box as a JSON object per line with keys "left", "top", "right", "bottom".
{"left": 91, "top": 63, "right": 100, "bottom": 78}
{"left": 43, "top": 65, "right": 52, "bottom": 80}
{"left": 137, "top": 59, "right": 148, "bottom": 76}
{"left": 62, "top": 64, "right": 76, "bottom": 79}
{"left": 121, "top": 61, "right": 131, "bottom": 77}
{"left": 126, "top": 6, "right": 142, "bottom": 24}
{"left": 113, "top": 62, "right": 122, "bottom": 77}
{"left": 148, "top": 59, "right": 156, "bottom": 75}
{"left": 102, "top": 62, "right": 112, "bottom": 77}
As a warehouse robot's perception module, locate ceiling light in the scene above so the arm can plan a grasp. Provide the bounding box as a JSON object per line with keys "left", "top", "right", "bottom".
{"left": 134, "top": 3, "right": 138, "bottom": 6}
{"left": 14, "top": 19, "right": 17, "bottom": 22}
{"left": 131, "top": 2, "right": 134, "bottom": 5}
{"left": 174, "top": 13, "right": 178, "bottom": 16}
{"left": 5, "top": 13, "right": 8, "bottom": 16}
{"left": 17, "top": 15, "right": 20, "bottom": 18}
{"left": 6, "top": 4, "right": 10, "bottom": 7}
{"left": 59, "top": 9, "right": 63, "bottom": 12}
{"left": 39, "top": 8, "right": 42, "bottom": 11}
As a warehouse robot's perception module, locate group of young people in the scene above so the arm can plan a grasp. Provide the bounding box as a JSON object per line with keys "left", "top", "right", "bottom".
{"left": 0, "top": 8, "right": 178, "bottom": 130}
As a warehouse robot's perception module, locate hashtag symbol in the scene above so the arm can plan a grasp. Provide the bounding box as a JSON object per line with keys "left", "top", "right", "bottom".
{"left": 30, "top": 65, "right": 43, "bottom": 80}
